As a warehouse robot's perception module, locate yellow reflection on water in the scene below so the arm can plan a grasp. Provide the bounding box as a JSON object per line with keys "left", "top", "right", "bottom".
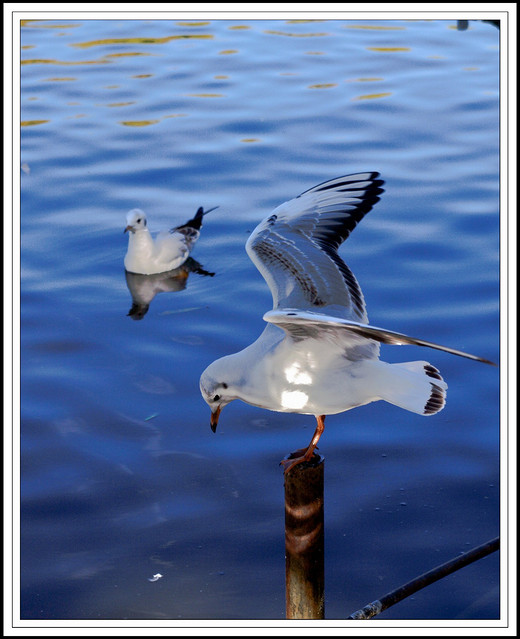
{"left": 72, "top": 35, "right": 213, "bottom": 49}
{"left": 21, "top": 58, "right": 111, "bottom": 66}
{"left": 117, "top": 114, "right": 188, "bottom": 127}
{"left": 104, "top": 52, "right": 154, "bottom": 59}
{"left": 101, "top": 102, "right": 136, "bottom": 108}
{"left": 219, "top": 50, "right": 239, "bottom": 55}
{"left": 45, "top": 77, "right": 77, "bottom": 82}
{"left": 348, "top": 77, "right": 384, "bottom": 82}
{"left": 367, "top": 47, "right": 411, "bottom": 52}
{"left": 186, "top": 93, "right": 224, "bottom": 98}
{"left": 176, "top": 22, "right": 211, "bottom": 27}
{"left": 21, "top": 21, "right": 80, "bottom": 29}
{"left": 308, "top": 83, "right": 337, "bottom": 89}
{"left": 21, "top": 120, "right": 50, "bottom": 126}
{"left": 353, "top": 92, "right": 392, "bottom": 101}
{"left": 119, "top": 120, "right": 161, "bottom": 127}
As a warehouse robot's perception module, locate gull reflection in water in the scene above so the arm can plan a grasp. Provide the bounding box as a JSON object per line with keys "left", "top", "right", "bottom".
{"left": 125, "top": 257, "right": 214, "bottom": 320}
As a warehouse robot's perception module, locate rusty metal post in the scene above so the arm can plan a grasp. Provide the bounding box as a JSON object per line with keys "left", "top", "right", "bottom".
{"left": 284, "top": 452, "right": 325, "bottom": 619}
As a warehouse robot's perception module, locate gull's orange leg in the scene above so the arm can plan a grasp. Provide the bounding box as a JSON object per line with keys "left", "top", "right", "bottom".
{"left": 281, "top": 415, "right": 326, "bottom": 475}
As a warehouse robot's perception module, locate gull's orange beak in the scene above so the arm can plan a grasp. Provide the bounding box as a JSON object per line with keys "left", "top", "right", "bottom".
{"left": 210, "top": 405, "right": 222, "bottom": 433}
{"left": 124, "top": 225, "right": 133, "bottom": 234}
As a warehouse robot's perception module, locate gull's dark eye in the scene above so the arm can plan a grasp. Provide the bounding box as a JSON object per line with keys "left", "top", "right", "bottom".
{"left": 213, "top": 394, "right": 220, "bottom": 402}
{"left": 137, "top": 218, "right": 142, "bottom": 224}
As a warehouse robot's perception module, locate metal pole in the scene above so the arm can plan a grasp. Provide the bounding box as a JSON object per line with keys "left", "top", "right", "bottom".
{"left": 284, "top": 452, "right": 325, "bottom": 619}
{"left": 348, "top": 536, "right": 500, "bottom": 619}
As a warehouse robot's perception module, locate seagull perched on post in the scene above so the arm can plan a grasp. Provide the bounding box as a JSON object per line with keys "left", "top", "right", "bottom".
{"left": 199, "top": 173, "right": 495, "bottom": 474}
{"left": 124, "top": 205, "right": 217, "bottom": 275}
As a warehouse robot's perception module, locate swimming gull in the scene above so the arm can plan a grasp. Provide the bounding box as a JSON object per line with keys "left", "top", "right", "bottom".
{"left": 124, "top": 205, "right": 217, "bottom": 275}
{"left": 199, "top": 173, "right": 495, "bottom": 474}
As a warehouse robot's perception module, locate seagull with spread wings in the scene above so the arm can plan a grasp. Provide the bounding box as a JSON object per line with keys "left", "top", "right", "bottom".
{"left": 199, "top": 173, "right": 495, "bottom": 474}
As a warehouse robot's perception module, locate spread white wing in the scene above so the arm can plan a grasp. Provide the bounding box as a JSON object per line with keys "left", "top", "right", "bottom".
{"left": 245, "top": 172, "right": 384, "bottom": 322}
{"left": 264, "top": 309, "right": 496, "bottom": 366}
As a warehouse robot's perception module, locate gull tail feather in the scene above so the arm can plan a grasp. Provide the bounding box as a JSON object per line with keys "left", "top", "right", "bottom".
{"left": 175, "top": 206, "right": 219, "bottom": 232}
{"left": 373, "top": 360, "right": 448, "bottom": 416}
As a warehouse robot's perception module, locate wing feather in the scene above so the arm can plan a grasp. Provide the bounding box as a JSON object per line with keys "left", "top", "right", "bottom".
{"left": 264, "top": 309, "right": 497, "bottom": 366}
{"left": 246, "top": 172, "right": 384, "bottom": 320}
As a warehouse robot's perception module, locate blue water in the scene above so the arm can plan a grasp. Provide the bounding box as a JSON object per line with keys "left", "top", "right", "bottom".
{"left": 19, "top": 18, "right": 500, "bottom": 623}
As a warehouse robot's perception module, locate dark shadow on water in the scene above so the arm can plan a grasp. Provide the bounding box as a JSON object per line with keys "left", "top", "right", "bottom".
{"left": 125, "top": 257, "right": 215, "bottom": 320}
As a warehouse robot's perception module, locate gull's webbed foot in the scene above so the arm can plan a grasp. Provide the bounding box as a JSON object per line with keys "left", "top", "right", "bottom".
{"left": 280, "top": 415, "right": 326, "bottom": 475}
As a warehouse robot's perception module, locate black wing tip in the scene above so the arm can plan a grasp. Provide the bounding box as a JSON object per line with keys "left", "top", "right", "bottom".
{"left": 303, "top": 171, "right": 385, "bottom": 195}
{"left": 423, "top": 381, "right": 447, "bottom": 415}
{"left": 299, "top": 171, "right": 385, "bottom": 218}
{"left": 423, "top": 365, "right": 446, "bottom": 415}
{"left": 176, "top": 205, "right": 219, "bottom": 232}
{"left": 424, "top": 363, "right": 444, "bottom": 381}
{"left": 479, "top": 356, "right": 498, "bottom": 367}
